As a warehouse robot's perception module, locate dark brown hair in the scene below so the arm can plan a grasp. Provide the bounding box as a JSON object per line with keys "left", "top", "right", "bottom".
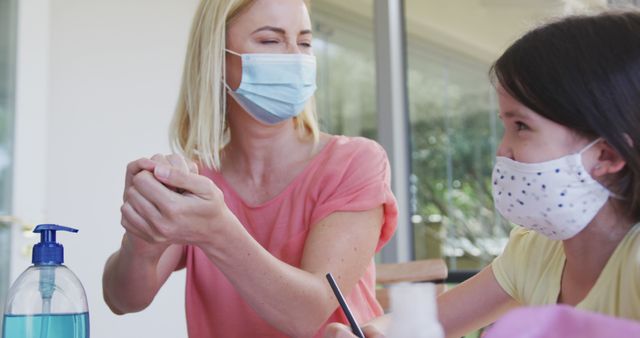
{"left": 491, "top": 10, "right": 640, "bottom": 220}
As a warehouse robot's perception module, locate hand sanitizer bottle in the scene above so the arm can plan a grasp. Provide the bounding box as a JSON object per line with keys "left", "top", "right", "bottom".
{"left": 387, "top": 283, "right": 444, "bottom": 338}
{"left": 2, "top": 224, "right": 89, "bottom": 338}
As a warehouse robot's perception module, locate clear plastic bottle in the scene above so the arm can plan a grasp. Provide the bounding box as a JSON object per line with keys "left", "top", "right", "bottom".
{"left": 2, "top": 224, "right": 89, "bottom": 338}
{"left": 387, "top": 283, "right": 444, "bottom": 338}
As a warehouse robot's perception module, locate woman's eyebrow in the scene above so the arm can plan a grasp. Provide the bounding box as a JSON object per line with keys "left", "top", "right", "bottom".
{"left": 252, "top": 26, "right": 286, "bottom": 35}
{"left": 251, "top": 26, "right": 312, "bottom": 36}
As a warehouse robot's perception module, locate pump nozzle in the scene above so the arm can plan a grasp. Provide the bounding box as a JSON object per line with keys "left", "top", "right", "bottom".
{"left": 32, "top": 224, "right": 78, "bottom": 265}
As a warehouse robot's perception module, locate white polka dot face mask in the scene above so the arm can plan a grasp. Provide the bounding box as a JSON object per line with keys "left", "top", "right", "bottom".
{"left": 492, "top": 139, "right": 610, "bottom": 240}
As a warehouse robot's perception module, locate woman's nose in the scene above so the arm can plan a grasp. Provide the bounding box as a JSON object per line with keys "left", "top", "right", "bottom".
{"left": 285, "top": 43, "right": 302, "bottom": 54}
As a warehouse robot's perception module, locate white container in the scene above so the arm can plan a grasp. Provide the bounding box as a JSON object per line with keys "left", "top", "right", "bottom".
{"left": 387, "top": 283, "right": 444, "bottom": 338}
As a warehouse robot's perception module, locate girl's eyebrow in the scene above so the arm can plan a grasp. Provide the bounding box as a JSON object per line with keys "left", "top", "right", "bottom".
{"left": 500, "top": 110, "right": 531, "bottom": 120}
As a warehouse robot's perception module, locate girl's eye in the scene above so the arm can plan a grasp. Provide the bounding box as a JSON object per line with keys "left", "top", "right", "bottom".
{"left": 299, "top": 42, "right": 312, "bottom": 48}
{"left": 261, "top": 40, "right": 279, "bottom": 45}
{"left": 515, "top": 121, "right": 529, "bottom": 131}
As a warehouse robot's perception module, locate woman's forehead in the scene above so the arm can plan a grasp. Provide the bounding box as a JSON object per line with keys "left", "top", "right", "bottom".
{"left": 232, "top": 0, "right": 311, "bottom": 32}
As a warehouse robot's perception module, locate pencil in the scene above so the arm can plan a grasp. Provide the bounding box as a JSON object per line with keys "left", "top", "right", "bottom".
{"left": 326, "top": 272, "right": 365, "bottom": 338}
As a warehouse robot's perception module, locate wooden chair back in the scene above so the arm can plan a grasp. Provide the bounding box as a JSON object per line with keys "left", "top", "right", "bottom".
{"left": 375, "top": 258, "right": 448, "bottom": 312}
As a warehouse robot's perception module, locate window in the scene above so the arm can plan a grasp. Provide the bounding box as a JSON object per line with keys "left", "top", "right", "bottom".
{"left": 405, "top": 0, "right": 590, "bottom": 270}
{"left": 0, "top": 0, "right": 18, "bottom": 323}
{"left": 311, "top": 0, "right": 614, "bottom": 271}
{"left": 311, "top": 0, "right": 377, "bottom": 139}
{"left": 406, "top": 45, "right": 505, "bottom": 270}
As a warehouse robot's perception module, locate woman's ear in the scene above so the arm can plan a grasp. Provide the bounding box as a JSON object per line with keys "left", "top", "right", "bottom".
{"left": 591, "top": 140, "right": 626, "bottom": 177}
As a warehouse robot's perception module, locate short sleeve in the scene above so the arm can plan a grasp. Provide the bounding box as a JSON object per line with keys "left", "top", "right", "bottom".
{"left": 491, "top": 227, "right": 531, "bottom": 304}
{"left": 310, "top": 137, "right": 398, "bottom": 252}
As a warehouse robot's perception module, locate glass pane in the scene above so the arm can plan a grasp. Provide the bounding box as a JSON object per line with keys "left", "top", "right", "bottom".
{"left": 310, "top": 0, "right": 377, "bottom": 139}
{"left": 405, "top": 1, "right": 573, "bottom": 270}
{"left": 0, "top": 0, "right": 18, "bottom": 322}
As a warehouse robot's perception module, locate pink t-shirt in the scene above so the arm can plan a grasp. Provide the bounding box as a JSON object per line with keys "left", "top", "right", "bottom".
{"left": 184, "top": 135, "right": 398, "bottom": 337}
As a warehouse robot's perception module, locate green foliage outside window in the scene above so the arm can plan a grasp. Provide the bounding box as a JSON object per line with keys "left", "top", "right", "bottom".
{"left": 409, "top": 89, "right": 510, "bottom": 268}
{"left": 313, "top": 23, "right": 511, "bottom": 270}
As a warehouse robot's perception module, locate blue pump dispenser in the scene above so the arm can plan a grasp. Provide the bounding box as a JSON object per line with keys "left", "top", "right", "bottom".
{"left": 2, "top": 224, "right": 89, "bottom": 338}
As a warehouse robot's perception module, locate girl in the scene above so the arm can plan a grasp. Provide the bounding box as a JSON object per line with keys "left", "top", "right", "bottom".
{"left": 326, "top": 10, "right": 640, "bottom": 338}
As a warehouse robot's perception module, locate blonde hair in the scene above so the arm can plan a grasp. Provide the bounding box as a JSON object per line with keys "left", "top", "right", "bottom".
{"left": 170, "top": 0, "right": 320, "bottom": 169}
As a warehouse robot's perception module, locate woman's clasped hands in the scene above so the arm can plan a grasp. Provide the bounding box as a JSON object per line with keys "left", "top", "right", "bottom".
{"left": 120, "top": 154, "right": 229, "bottom": 248}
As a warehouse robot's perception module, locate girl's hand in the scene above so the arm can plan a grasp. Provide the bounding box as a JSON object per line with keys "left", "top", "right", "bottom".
{"left": 323, "top": 323, "right": 386, "bottom": 338}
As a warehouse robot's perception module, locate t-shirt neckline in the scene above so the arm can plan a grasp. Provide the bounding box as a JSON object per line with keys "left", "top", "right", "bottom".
{"left": 555, "top": 224, "right": 640, "bottom": 307}
{"left": 212, "top": 136, "right": 339, "bottom": 209}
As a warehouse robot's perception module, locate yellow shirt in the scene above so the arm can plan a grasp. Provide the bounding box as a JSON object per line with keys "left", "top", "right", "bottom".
{"left": 492, "top": 225, "right": 640, "bottom": 321}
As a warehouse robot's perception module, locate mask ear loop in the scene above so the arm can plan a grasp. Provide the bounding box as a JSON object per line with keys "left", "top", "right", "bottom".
{"left": 221, "top": 49, "right": 238, "bottom": 119}
{"left": 580, "top": 137, "right": 627, "bottom": 200}
{"left": 225, "top": 49, "right": 242, "bottom": 57}
{"left": 222, "top": 81, "right": 233, "bottom": 92}
{"left": 578, "top": 138, "right": 603, "bottom": 175}
{"left": 578, "top": 137, "right": 603, "bottom": 155}
{"left": 222, "top": 49, "right": 242, "bottom": 93}
{"left": 222, "top": 50, "right": 243, "bottom": 106}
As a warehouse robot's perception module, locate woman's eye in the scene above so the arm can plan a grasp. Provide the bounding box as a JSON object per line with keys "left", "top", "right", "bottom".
{"left": 261, "top": 40, "right": 279, "bottom": 45}
{"left": 515, "top": 121, "right": 530, "bottom": 131}
{"left": 299, "top": 42, "right": 312, "bottom": 48}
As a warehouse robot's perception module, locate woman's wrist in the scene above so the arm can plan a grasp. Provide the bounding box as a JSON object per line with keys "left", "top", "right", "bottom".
{"left": 121, "top": 232, "right": 168, "bottom": 262}
{"left": 195, "top": 208, "right": 253, "bottom": 260}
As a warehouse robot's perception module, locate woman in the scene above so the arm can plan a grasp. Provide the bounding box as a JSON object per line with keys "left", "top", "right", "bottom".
{"left": 325, "top": 10, "right": 640, "bottom": 338}
{"left": 102, "top": 0, "right": 398, "bottom": 337}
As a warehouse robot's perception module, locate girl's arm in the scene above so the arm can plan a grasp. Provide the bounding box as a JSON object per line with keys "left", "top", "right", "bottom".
{"left": 323, "top": 266, "right": 518, "bottom": 338}
{"left": 438, "top": 266, "right": 518, "bottom": 338}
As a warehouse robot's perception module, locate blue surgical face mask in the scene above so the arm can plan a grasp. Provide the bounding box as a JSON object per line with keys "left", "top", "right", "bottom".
{"left": 224, "top": 49, "right": 317, "bottom": 125}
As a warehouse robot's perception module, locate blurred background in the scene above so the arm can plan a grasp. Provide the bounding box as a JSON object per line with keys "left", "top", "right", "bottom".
{"left": 1, "top": 0, "right": 638, "bottom": 337}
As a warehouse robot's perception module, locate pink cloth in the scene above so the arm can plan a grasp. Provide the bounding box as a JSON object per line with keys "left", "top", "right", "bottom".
{"left": 484, "top": 305, "right": 640, "bottom": 338}
{"left": 184, "top": 136, "right": 398, "bottom": 337}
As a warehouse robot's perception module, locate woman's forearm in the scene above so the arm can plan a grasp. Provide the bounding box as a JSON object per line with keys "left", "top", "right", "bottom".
{"left": 123, "top": 162, "right": 383, "bottom": 336}
{"left": 198, "top": 213, "right": 345, "bottom": 337}
{"left": 102, "top": 234, "right": 168, "bottom": 314}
